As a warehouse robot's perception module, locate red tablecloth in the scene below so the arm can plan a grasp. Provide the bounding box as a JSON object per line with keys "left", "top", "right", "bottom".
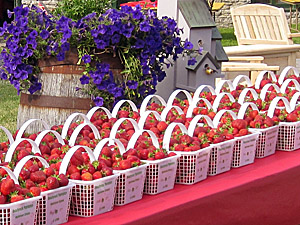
{"left": 66, "top": 150, "right": 300, "bottom": 225}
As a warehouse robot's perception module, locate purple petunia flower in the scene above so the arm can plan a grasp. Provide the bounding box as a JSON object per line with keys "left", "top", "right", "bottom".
{"left": 188, "top": 58, "right": 197, "bottom": 66}
{"left": 184, "top": 40, "right": 193, "bottom": 50}
{"left": 140, "top": 21, "right": 151, "bottom": 32}
{"left": 7, "top": 10, "right": 13, "bottom": 19}
{"left": 56, "top": 51, "right": 65, "bottom": 61}
{"left": 28, "top": 82, "right": 42, "bottom": 94}
{"left": 40, "top": 30, "right": 50, "bottom": 39}
{"left": 127, "top": 80, "right": 138, "bottom": 89}
{"left": 80, "top": 75, "right": 90, "bottom": 84}
{"left": 93, "top": 96, "right": 104, "bottom": 106}
{"left": 82, "top": 54, "right": 91, "bottom": 64}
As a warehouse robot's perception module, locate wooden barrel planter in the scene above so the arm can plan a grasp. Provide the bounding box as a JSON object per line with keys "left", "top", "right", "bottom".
{"left": 17, "top": 49, "right": 123, "bottom": 134}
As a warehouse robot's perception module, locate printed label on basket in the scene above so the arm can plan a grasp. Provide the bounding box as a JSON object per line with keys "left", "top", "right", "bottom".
{"left": 94, "top": 177, "right": 116, "bottom": 215}
{"left": 195, "top": 149, "right": 210, "bottom": 182}
{"left": 239, "top": 136, "right": 256, "bottom": 165}
{"left": 157, "top": 158, "right": 177, "bottom": 193}
{"left": 125, "top": 167, "right": 146, "bottom": 204}
{"left": 216, "top": 142, "right": 234, "bottom": 174}
{"left": 46, "top": 187, "right": 71, "bottom": 225}
{"left": 264, "top": 127, "right": 279, "bottom": 156}
{"left": 11, "top": 200, "right": 37, "bottom": 225}
{"left": 294, "top": 124, "right": 300, "bottom": 149}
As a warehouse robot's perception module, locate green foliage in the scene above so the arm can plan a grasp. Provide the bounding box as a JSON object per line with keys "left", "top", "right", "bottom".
{"left": 53, "top": 0, "right": 113, "bottom": 20}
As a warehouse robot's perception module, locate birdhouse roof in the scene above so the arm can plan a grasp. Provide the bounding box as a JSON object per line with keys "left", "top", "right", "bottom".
{"left": 185, "top": 51, "right": 220, "bottom": 71}
{"left": 178, "top": 0, "right": 216, "bottom": 28}
{"left": 215, "top": 40, "right": 229, "bottom": 62}
{"left": 212, "top": 27, "right": 222, "bottom": 40}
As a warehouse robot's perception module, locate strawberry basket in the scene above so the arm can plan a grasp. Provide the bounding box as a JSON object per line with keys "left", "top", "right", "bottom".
{"left": 126, "top": 129, "right": 179, "bottom": 194}
{"left": 60, "top": 145, "right": 119, "bottom": 217}
{"left": 14, "top": 156, "right": 73, "bottom": 225}
{"left": 163, "top": 121, "right": 212, "bottom": 185}
{"left": 0, "top": 166, "right": 41, "bottom": 225}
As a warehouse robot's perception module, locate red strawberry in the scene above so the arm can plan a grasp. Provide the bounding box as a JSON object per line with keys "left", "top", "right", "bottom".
{"left": 81, "top": 172, "right": 93, "bottom": 181}
{"left": 29, "top": 186, "right": 41, "bottom": 197}
{"left": 92, "top": 171, "right": 102, "bottom": 180}
{"left": 25, "top": 179, "right": 36, "bottom": 189}
{"left": 1, "top": 178, "right": 16, "bottom": 195}
{"left": 46, "top": 176, "right": 59, "bottom": 190}
{"left": 30, "top": 171, "right": 47, "bottom": 184}
{"left": 43, "top": 167, "right": 55, "bottom": 177}
{"left": 154, "top": 151, "right": 165, "bottom": 160}
{"left": 69, "top": 172, "right": 81, "bottom": 180}
{"left": 58, "top": 174, "right": 69, "bottom": 187}
{"left": 0, "top": 194, "right": 6, "bottom": 204}
{"left": 10, "top": 192, "right": 24, "bottom": 203}
{"left": 28, "top": 164, "right": 39, "bottom": 173}
{"left": 119, "top": 159, "right": 131, "bottom": 170}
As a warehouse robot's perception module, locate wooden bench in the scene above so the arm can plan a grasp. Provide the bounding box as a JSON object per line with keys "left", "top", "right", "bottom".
{"left": 224, "top": 3, "right": 300, "bottom": 72}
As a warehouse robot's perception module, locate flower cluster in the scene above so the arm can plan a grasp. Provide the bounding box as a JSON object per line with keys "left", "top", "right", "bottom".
{"left": 0, "top": 5, "right": 198, "bottom": 109}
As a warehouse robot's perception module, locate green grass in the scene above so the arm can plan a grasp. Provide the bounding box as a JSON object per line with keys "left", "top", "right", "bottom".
{"left": 219, "top": 27, "right": 238, "bottom": 47}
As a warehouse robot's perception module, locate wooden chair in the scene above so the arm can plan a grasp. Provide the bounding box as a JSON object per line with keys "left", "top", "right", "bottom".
{"left": 224, "top": 3, "right": 300, "bottom": 72}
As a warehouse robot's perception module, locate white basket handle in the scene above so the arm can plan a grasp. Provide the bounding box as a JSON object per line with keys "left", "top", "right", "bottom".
{"left": 267, "top": 96, "right": 293, "bottom": 118}
{"left": 94, "top": 138, "right": 126, "bottom": 158}
{"left": 126, "top": 129, "right": 160, "bottom": 150}
{"left": 187, "top": 115, "right": 214, "bottom": 136}
{"left": 14, "top": 155, "right": 49, "bottom": 180}
{"left": 212, "top": 92, "right": 235, "bottom": 112}
{"left": 237, "top": 102, "right": 259, "bottom": 119}
{"left": 237, "top": 88, "right": 259, "bottom": 105}
{"left": 16, "top": 119, "right": 50, "bottom": 140}
{"left": 186, "top": 98, "right": 212, "bottom": 118}
{"left": 35, "top": 130, "right": 65, "bottom": 147}
{"left": 160, "top": 105, "right": 184, "bottom": 121}
{"left": 68, "top": 122, "right": 101, "bottom": 147}
{"left": 215, "top": 80, "right": 234, "bottom": 94}
{"left": 232, "top": 75, "right": 253, "bottom": 89}
{"left": 86, "top": 106, "right": 112, "bottom": 120}
{"left": 139, "top": 94, "right": 167, "bottom": 114}
{"left": 278, "top": 66, "right": 300, "bottom": 85}
{"left": 5, "top": 138, "right": 42, "bottom": 162}
{"left": 0, "top": 126, "right": 14, "bottom": 145}
{"left": 166, "top": 89, "right": 193, "bottom": 107}
{"left": 0, "top": 166, "right": 19, "bottom": 184}
{"left": 162, "top": 122, "right": 188, "bottom": 151}
{"left": 290, "top": 92, "right": 300, "bottom": 110}
{"left": 212, "top": 109, "right": 237, "bottom": 128}
{"left": 280, "top": 79, "right": 300, "bottom": 93}
{"left": 254, "top": 70, "right": 277, "bottom": 89}
{"left": 111, "top": 100, "right": 138, "bottom": 118}
{"left": 61, "top": 113, "right": 91, "bottom": 139}
{"left": 259, "top": 83, "right": 281, "bottom": 101}
{"left": 138, "top": 110, "right": 161, "bottom": 129}
{"left": 59, "top": 145, "right": 96, "bottom": 175}
{"left": 109, "top": 118, "right": 139, "bottom": 142}
{"left": 193, "top": 85, "right": 216, "bottom": 99}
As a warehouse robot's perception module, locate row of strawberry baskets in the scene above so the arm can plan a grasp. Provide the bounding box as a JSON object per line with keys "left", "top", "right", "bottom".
{"left": 0, "top": 66, "right": 299, "bottom": 224}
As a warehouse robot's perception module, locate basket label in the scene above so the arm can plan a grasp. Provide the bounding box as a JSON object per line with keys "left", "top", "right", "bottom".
{"left": 239, "top": 136, "right": 256, "bottom": 166}
{"left": 194, "top": 149, "right": 210, "bottom": 182}
{"left": 125, "top": 167, "right": 146, "bottom": 204}
{"left": 11, "top": 200, "right": 37, "bottom": 225}
{"left": 94, "top": 177, "right": 117, "bottom": 215}
{"left": 294, "top": 125, "right": 300, "bottom": 149}
{"left": 157, "top": 158, "right": 177, "bottom": 193}
{"left": 264, "top": 127, "right": 279, "bottom": 156}
{"left": 46, "top": 187, "right": 71, "bottom": 225}
{"left": 216, "top": 142, "right": 234, "bottom": 174}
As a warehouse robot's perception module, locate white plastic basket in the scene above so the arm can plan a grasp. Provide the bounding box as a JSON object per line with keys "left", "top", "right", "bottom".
{"left": 114, "top": 164, "right": 147, "bottom": 206}
{"left": 208, "top": 139, "right": 235, "bottom": 176}
{"left": 231, "top": 132, "right": 260, "bottom": 168}
{"left": 250, "top": 126, "right": 279, "bottom": 158}
{"left": 59, "top": 145, "right": 118, "bottom": 217}
{"left": 276, "top": 121, "right": 300, "bottom": 151}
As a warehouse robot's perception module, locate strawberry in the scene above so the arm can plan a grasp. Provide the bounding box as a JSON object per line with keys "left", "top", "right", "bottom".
{"left": 10, "top": 192, "right": 24, "bottom": 203}
{"left": 81, "top": 172, "right": 93, "bottom": 181}
{"left": 19, "top": 169, "right": 30, "bottom": 181}
{"left": 156, "top": 121, "right": 168, "bottom": 132}
{"left": 25, "top": 179, "right": 36, "bottom": 189}
{"left": 69, "top": 172, "right": 81, "bottom": 180}
{"left": 46, "top": 176, "right": 59, "bottom": 190}
{"left": 58, "top": 174, "right": 69, "bottom": 187}
{"left": 119, "top": 159, "right": 131, "bottom": 170}
{"left": 92, "top": 171, "right": 103, "bottom": 180}
{"left": 0, "top": 194, "right": 6, "bottom": 204}
{"left": 29, "top": 186, "right": 41, "bottom": 197}
{"left": 30, "top": 171, "right": 47, "bottom": 184}
{"left": 286, "top": 113, "right": 298, "bottom": 122}
{"left": 1, "top": 178, "right": 16, "bottom": 195}
{"left": 43, "top": 167, "right": 55, "bottom": 177}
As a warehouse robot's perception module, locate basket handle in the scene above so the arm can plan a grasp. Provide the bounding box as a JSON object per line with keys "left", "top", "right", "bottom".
{"left": 0, "top": 126, "right": 14, "bottom": 145}
{"left": 267, "top": 96, "right": 293, "bottom": 118}
{"left": 215, "top": 80, "right": 234, "bottom": 94}
{"left": 212, "top": 109, "right": 237, "bottom": 128}
{"left": 139, "top": 94, "right": 167, "bottom": 114}
{"left": 5, "top": 138, "right": 41, "bottom": 163}
{"left": 259, "top": 83, "right": 281, "bottom": 101}
{"left": 278, "top": 66, "right": 300, "bottom": 85}
{"left": 61, "top": 113, "right": 91, "bottom": 139}
{"left": 290, "top": 91, "right": 300, "bottom": 110}
{"left": 187, "top": 115, "right": 214, "bottom": 137}
{"left": 280, "top": 79, "right": 300, "bottom": 94}
{"left": 254, "top": 70, "right": 277, "bottom": 89}
{"left": 126, "top": 129, "right": 160, "bottom": 150}
{"left": 193, "top": 85, "right": 216, "bottom": 99}
{"left": 93, "top": 138, "right": 126, "bottom": 158}
{"left": 138, "top": 110, "right": 161, "bottom": 129}
{"left": 109, "top": 118, "right": 139, "bottom": 143}
{"left": 111, "top": 100, "right": 138, "bottom": 118}
{"left": 162, "top": 122, "right": 188, "bottom": 151}
{"left": 59, "top": 145, "right": 96, "bottom": 175}
{"left": 160, "top": 105, "right": 184, "bottom": 121}
{"left": 232, "top": 75, "right": 253, "bottom": 89}
{"left": 212, "top": 92, "right": 235, "bottom": 112}
{"left": 68, "top": 122, "right": 101, "bottom": 147}
{"left": 237, "top": 102, "right": 259, "bottom": 119}
{"left": 16, "top": 119, "right": 50, "bottom": 140}
{"left": 35, "top": 130, "right": 65, "bottom": 147}
{"left": 186, "top": 98, "right": 212, "bottom": 118}
{"left": 0, "top": 166, "right": 19, "bottom": 184}
{"left": 237, "top": 88, "right": 259, "bottom": 105}
{"left": 166, "top": 89, "right": 193, "bottom": 108}
{"left": 14, "top": 155, "right": 49, "bottom": 181}
{"left": 86, "top": 106, "right": 112, "bottom": 121}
